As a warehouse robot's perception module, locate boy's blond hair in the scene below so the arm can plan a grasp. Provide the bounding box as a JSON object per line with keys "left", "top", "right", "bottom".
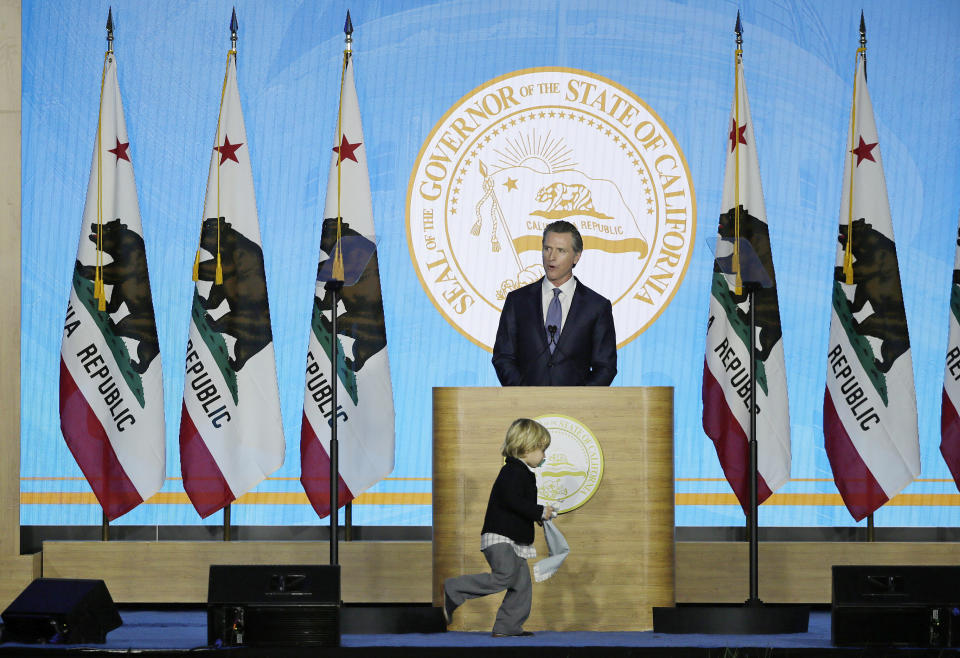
{"left": 501, "top": 418, "right": 551, "bottom": 458}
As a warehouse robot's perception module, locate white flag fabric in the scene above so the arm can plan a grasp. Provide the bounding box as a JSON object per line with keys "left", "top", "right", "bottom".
{"left": 702, "top": 54, "right": 791, "bottom": 512}
{"left": 179, "top": 51, "right": 284, "bottom": 518}
{"left": 940, "top": 214, "right": 960, "bottom": 488}
{"left": 59, "top": 53, "right": 165, "bottom": 521}
{"left": 533, "top": 520, "right": 570, "bottom": 582}
{"left": 300, "top": 54, "right": 395, "bottom": 518}
{"left": 824, "top": 52, "right": 919, "bottom": 521}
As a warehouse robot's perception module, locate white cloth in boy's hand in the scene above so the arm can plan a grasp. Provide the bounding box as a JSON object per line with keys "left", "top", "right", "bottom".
{"left": 533, "top": 519, "right": 569, "bottom": 582}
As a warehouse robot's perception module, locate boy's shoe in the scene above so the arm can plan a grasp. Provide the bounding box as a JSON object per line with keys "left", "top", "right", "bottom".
{"left": 492, "top": 630, "right": 534, "bottom": 637}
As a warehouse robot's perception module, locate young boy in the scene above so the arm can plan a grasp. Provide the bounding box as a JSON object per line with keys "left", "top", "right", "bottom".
{"left": 442, "top": 418, "right": 557, "bottom": 637}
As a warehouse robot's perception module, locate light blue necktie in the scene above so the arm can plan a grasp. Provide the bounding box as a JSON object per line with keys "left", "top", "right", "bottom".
{"left": 545, "top": 288, "right": 561, "bottom": 353}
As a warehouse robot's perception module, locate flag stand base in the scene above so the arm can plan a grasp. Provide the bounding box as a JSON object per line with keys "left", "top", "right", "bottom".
{"left": 652, "top": 603, "right": 809, "bottom": 634}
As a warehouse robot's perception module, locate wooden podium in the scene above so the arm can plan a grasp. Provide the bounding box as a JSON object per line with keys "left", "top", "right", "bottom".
{"left": 432, "top": 386, "right": 674, "bottom": 631}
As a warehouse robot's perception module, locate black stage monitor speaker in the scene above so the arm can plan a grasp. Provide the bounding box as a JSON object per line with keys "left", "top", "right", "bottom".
{"left": 1, "top": 578, "right": 122, "bottom": 644}
{"left": 207, "top": 564, "right": 340, "bottom": 648}
{"left": 832, "top": 565, "right": 960, "bottom": 647}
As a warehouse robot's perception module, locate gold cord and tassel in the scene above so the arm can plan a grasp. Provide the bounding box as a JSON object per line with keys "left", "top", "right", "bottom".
{"left": 94, "top": 52, "right": 110, "bottom": 312}
{"left": 843, "top": 47, "right": 866, "bottom": 286}
{"left": 194, "top": 50, "right": 235, "bottom": 284}
{"left": 331, "top": 49, "right": 350, "bottom": 282}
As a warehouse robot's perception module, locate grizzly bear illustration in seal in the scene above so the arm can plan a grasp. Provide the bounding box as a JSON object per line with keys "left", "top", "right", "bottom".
{"left": 714, "top": 206, "right": 783, "bottom": 362}
{"left": 535, "top": 182, "right": 596, "bottom": 213}
{"left": 834, "top": 217, "right": 909, "bottom": 373}
{"left": 196, "top": 216, "right": 273, "bottom": 372}
{"left": 76, "top": 218, "right": 160, "bottom": 374}
{"left": 317, "top": 217, "right": 387, "bottom": 372}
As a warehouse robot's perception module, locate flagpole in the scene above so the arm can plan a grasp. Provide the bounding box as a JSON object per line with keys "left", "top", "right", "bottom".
{"left": 730, "top": 11, "right": 763, "bottom": 606}
{"left": 219, "top": 7, "right": 240, "bottom": 544}
{"left": 324, "top": 11, "right": 355, "bottom": 567}
{"left": 858, "top": 11, "right": 876, "bottom": 544}
{"left": 733, "top": 14, "right": 743, "bottom": 296}
{"left": 327, "top": 270, "right": 342, "bottom": 564}
{"left": 100, "top": 7, "right": 115, "bottom": 543}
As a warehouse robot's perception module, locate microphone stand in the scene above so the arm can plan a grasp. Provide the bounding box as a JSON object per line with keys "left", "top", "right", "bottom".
{"left": 515, "top": 324, "right": 557, "bottom": 385}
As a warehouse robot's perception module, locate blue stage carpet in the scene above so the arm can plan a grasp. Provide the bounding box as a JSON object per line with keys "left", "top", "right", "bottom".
{"left": 2, "top": 609, "right": 960, "bottom": 656}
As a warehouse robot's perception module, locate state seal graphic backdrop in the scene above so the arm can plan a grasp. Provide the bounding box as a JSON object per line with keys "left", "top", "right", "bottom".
{"left": 407, "top": 67, "right": 695, "bottom": 353}
{"left": 19, "top": 1, "right": 960, "bottom": 529}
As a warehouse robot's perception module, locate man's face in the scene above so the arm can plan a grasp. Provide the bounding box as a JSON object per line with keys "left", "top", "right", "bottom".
{"left": 542, "top": 231, "right": 581, "bottom": 285}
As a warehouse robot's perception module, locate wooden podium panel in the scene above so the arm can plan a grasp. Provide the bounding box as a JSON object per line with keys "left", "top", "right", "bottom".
{"left": 433, "top": 386, "right": 673, "bottom": 631}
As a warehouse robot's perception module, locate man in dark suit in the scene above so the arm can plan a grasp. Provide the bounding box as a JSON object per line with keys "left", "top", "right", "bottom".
{"left": 492, "top": 221, "right": 617, "bottom": 386}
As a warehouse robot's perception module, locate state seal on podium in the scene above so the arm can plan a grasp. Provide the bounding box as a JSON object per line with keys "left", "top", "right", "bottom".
{"left": 534, "top": 414, "right": 603, "bottom": 513}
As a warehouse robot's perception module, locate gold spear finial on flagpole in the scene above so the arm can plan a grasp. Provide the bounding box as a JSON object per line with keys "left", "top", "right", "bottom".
{"left": 230, "top": 7, "right": 238, "bottom": 54}
{"left": 732, "top": 11, "right": 743, "bottom": 295}
{"left": 106, "top": 7, "right": 114, "bottom": 54}
{"left": 345, "top": 9, "right": 353, "bottom": 54}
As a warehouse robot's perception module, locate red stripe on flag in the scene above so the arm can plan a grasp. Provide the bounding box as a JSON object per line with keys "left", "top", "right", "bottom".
{"left": 59, "top": 358, "right": 142, "bottom": 521}
{"left": 300, "top": 411, "right": 354, "bottom": 518}
{"left": 702, "top": 359, "right": 772, "bottom": 514}
{"left": 179, "top": 402, "right": 234, "bottom": 518}
{"left": 941, "top": 388, "right": 960, "bottom": 492}
{"left": 823, "top": 388, "right": 888, "bottom": 521}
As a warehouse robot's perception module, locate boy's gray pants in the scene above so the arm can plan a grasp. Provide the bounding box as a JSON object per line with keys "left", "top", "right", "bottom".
{"left": 444, "top": 543, "right": 532, "bottom": 635}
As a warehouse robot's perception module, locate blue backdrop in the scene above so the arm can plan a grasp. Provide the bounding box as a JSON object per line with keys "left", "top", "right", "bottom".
{"left": 21, "top": 0, "right": 960, "bottom": 527}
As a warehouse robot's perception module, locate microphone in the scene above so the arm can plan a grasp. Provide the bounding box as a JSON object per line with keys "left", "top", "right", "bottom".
{"left": 545, "top": 325, "right": 559, "bottom": 370}
{"left": 519, "top": 325, "right": 558, "bottom": 385}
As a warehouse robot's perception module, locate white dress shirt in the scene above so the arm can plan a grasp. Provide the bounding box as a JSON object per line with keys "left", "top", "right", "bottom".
{"left": 540, "top": 276, "right": 577, "bottom": 334}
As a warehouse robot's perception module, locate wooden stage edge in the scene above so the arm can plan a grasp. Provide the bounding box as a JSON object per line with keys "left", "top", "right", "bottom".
{"left": 4, "top": 540, "right": 957, "bottom": 609}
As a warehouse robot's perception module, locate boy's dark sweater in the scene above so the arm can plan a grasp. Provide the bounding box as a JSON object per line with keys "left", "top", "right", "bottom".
{"left": 481, "top": 456, "right": 544, "bottom": 545}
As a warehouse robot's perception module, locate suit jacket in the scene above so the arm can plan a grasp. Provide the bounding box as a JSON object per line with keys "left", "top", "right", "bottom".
{"left": 492, "top": 277, "right": 617, "bottom": 386}
{"left": 481, "top": 457, "right": 543, "bottom": 545}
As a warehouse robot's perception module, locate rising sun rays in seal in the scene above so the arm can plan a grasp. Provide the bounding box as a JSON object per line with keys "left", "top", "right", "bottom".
{"left": 492, "top": 129, "right": 577, "bottom": 174}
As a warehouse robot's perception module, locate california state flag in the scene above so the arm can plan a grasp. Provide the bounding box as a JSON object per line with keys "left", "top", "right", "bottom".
{"left": 940, "top": 215, "right": 960, "bottom": 488}
{"left": 179, "top": 50, "right": 284, "bottom": 518}
{"left": 300, "top": 50, "right": 395, "bottom": 518}
{"left": 702, "top": 49, "right": 791, "bottom": 511}
{"left": 59, "top": 52, "right": 165, "bottom": 521}
{"left": 824, "top": 49, "right": 919, "bottom": 521}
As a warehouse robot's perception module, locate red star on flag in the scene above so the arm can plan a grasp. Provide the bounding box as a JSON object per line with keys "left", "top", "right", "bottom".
{"left": 333, "top": 134, "right": 362, "bottom": 164}
{"left": 850, "top": 135, "right": 878, "bottom": 167}
{"left": 729, "top": 119, "right": 747, "bottom": 152}
{"left": 214, "top": 134, "right": 244, "bottom": 165}
{"left": 108, "top": 139, "right": 130, "bottom": 162}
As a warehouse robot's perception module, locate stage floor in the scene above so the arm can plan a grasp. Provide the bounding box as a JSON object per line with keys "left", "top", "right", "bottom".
{"left": 2, "top": 609, "right": 960, "bottom": 656}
